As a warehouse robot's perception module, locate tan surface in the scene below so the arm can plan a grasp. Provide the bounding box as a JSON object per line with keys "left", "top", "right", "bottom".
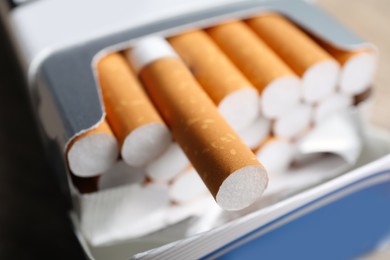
{"left": 207, "top": 21, "right": 296, "bottom": 93}
{"left": 169, "top": 30, "right": 255, "bottom": 105}
{"left": 247, "top": 14, "right": 334, "bottom": 76}
{"left": 317, "top": 0, "right": 390, "bottom": 130}
{"left": 97, "top": 53, "right": 166, "bottom": 145}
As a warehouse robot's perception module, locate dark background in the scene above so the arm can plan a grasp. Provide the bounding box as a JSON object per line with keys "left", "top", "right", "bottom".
{"left": 0, "top": 6, "right": 85, "bottom": 260}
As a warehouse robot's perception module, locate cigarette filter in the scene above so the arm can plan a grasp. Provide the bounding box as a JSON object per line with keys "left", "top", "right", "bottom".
{"left": 145, "top": 142, "right": 189, "bottom": 181}
{"left": 97, "top": 53, "right": 171, "bottom": 167}
{"left": 98, "top": 160, "right": 146, "bottom": 190}
{"left": 127, "top": 37, "right": 268, "bottom": 211}
{"left": 255, "top": 137, "right": 296, "bottom": 174}
{"left": 207, "top": 21, "right": 301, "bottom": 119}
{"left": 237, "top": 114, "right": 270, "bottom": 150}
{"left": 67, "top": 120, "right": 119, "bottom": 177}
{"left": 325, "top": 47, "right": 376, "bottom": 95}
{"left": 247, "top": 14, "right": 340, "bottom": 103}
{"left": 314, "top": 93, "right": 352, "bottom": 124}
{"left": 273, "top": 103, "right": 312, "bottom": 138}
{"left": 169, "top": 30, "right": 259, "bottom": 130}
{"left": 169, "top": 167, "right": 209, "bottom": 204}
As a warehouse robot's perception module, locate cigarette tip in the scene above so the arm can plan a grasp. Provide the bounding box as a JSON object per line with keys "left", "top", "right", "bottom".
{"left": 216, "top": 165, "right": 268, "bottom": 211}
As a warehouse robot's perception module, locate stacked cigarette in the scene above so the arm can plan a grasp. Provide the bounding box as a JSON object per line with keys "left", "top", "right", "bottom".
{"left": 168, "top": 30, "right": 260, "bottom": 131}
{"left": 126, "top": 37, "right": 268, "bottom": 211}
{"left": 66, "top": 12, "right": 376, "bottom": 214}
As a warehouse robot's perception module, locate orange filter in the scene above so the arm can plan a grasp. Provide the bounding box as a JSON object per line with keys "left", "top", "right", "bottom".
{"left": 126, "top": 37, "right": 268, "bottom": 211}
{"left": 97, "top": 53, "right": 171, "bottom": 167}
{"left": 169, "top": 30, "right": 259, "bottom": 130}
{"left": 67, "top": 120, "right": 119, "bottom": 177}
{"left": 247, "top": 14, "right": 340, "bottom": 103}
{"left": 321, "top": 45, "right": 376, "bottom": 95}
{"left": 206, "top": 21, "right": 301, "bottom": 119}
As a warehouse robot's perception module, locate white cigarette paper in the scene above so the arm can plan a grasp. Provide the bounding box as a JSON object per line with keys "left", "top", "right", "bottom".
{"left": 261, "top": 76, "right": 302, "bottom": 119}
{"left": 339, "top": 52, "right": 376, "bottom": 95}
{"left": 169, "top": 168, "right": 209, "bottom": 204}
{"left": 273, "top": 103, "right": 312, "bottom": 138}
{"left": 80, "top": 182, "right": 170, "bottom": 245}
{"left": 314, "top": 93, "right": 353, "bottom": 124}
{"left": 238, "top": 115, "right": 271, "bottom": 149}
{"left": 67, "top": 122, "right": 119, "bottom": 177}
{"left": 256, "top": 138, "right": 296, "bottom": 174}
{"left": 98, "top": 160, "right": 145, "bottom": 190}
{"left": 145, "top": 142, "right": 190, "bottom": 181}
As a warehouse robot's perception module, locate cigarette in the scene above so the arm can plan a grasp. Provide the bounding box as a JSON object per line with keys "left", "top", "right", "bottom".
{"left": 145, "top": 142, "right": 189, "bottom": 181}
{"left": 247, "top": 14, "right": 340, "bottom": 103}
{"left": 126, "top": 37, "right": 268, "bottom": 211}
{"left": 97, "top": 53, "right": 171, "bottom": 167}
{"left": 237, "top": 114, "right": 270, "bottom": 150}
{"left": 320, "top": 45, "right": 376, "bottom": 95}
{"left": 98, "top": 160, "right": 146, "bottom": 190}
{"left": 314, "top": 92, "right": 352, "bottom": 124}
{"left": 169, "top": 167, "right": 209, "bottom": 204}
{"left": 206, "top": 21, "right": 301, "bottom": 119}
{"left": 168, "top": 30, "right": 260, "bottom": 130}
{"left": 67, "top": 120, "right": 119, "bottom": 177}
{"left": 273, "top": 103, "right": 312, "bottom": 138}
{"left": 255, "top": 137, "right": 296, "bottom": 174}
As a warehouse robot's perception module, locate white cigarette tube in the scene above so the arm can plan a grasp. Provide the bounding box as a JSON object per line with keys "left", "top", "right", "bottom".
{"left": 98, "top": 160, "right": 146, "bottom": 190}
{"left": 273, "top": 103, "right": 312, "bottom": 138}
{"left": 319, "top": 43, "right": 377, "bottom": 95}
{"left": 97, "top": 53, "right": 171, "bottom": 167}
{"left": 237, "top": 115, "right": 271, "bottom": 150}
{"left": 169, "top": 30, "right": 260, "bottom": 131}
{"left": 314, "top": 93, "right": 353, "bottom": 124}
{"left": 338, "top": 51, "right": 376, "bottom": 95}
{"left": 207, "top": 21, "right": 301, "bottom": 119}
{"left": 67, "top": 120, "right": 119, "bottom": 177}
{"left": 255, "top": 137, "right": 296, "bottom": 174}
{"left": 247, "top": 14, "right": 340, "bottom": 103}
{"left": 145, "top": 142, "right": 190, "bottom": 181}
{"left": 169, "top": 168, "right": 209, "bottom": 204}
{"left": 126, "top": 37, "right": 268, "bottom": 211}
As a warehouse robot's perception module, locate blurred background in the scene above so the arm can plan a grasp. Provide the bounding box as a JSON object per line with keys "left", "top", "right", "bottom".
{"left": 0, "top": 0, "right": 389, "bottom": 259}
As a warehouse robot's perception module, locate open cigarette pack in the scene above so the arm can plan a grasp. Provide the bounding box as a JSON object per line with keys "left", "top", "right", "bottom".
{"left": 6, "top": 0, "right": 390, "bottom": 259}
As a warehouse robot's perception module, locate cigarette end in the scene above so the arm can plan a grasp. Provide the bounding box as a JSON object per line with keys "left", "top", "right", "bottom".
{"left": 67, "top": 120, "right": 119, "bottom": 177}
{"left": 216, "top": 165, "right": 268, "bottom": 211}
{"left": 121, "top": 122, "right": 171, "bottom": 167}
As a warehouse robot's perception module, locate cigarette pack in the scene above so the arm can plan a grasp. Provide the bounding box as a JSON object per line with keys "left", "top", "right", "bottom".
{"left": 5, "top": 0, "right": 390, "bottom": 259}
